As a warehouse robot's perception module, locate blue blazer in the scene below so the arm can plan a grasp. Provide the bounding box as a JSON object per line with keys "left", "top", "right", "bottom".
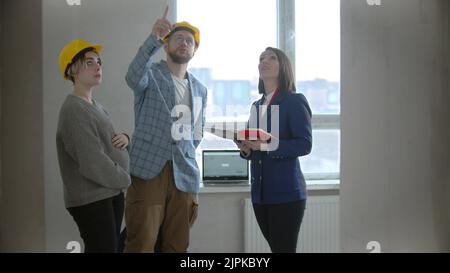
{"left": 243, "top": 91, "right": 312, "bottom": 204}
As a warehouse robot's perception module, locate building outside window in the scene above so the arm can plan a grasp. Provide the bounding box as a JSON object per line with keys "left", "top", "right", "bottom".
{"left": 177, "top": 0, "right": 340, "bottom": 183}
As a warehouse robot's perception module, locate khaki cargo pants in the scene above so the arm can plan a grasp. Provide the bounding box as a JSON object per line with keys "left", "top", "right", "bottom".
{"left": 124, "top": 161, "right": 198, "bottom": 253}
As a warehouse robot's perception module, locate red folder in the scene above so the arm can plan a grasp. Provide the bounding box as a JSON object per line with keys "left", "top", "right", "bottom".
{"left": 237, "top": 129, "right": 272, "bottom": 141}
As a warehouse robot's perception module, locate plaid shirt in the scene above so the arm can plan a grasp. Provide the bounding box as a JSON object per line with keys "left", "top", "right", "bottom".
{"left": 125, "top": 34, "right": 207, "bottom": 193}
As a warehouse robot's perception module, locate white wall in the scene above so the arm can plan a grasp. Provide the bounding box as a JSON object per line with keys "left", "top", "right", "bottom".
{"left": 0, "top": 0, "right": 46, "bottom": 252}
{"left": 445, "top": 0, "right": 450, "bottom": 249}
{"left": 341, "top": 0, "right": 450, "bottom": 252}
{"left": 0, "top": 0, "right": 3, "bottom": 200}
{"left": 190, "top": 192, "right": 250, "bottom": 252}
{"left": 447, "top": 1, "right": 450, "bottom": 240}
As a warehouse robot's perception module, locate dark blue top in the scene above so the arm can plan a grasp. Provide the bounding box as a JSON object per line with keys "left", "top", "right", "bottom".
{"left": 242, "top": 91, "right": 312, "bottom": 204}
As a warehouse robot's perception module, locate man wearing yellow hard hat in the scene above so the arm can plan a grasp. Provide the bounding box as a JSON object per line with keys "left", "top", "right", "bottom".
{"left": 56, "top": 39, "right": 131, "bottom": 252}
{"left": 124, "top": 6, "right": 207, "bottom": 253}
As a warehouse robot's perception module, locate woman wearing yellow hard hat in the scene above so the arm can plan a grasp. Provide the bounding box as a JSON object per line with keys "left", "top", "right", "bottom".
{"left": 56, "top": 39, "right": 131, "bottom": 253}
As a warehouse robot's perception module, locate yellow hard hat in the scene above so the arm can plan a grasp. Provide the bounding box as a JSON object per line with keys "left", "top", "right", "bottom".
{"left": 163, "top": 21, "right": 200, "bottom": 48}
{"left": 58, "top": 39, "right": 102, "bottom": 80}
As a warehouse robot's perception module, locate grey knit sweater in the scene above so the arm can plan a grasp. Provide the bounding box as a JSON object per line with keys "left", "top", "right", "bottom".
{"left": 56, "top": 94, "right": 131, "bottom": 208}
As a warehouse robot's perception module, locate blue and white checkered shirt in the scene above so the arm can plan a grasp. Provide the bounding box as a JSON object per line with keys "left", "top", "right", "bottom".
{"left": 125, "top": 34, "right": 207, "bottom": 193}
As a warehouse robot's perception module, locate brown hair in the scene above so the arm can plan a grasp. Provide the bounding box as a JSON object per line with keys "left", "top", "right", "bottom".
{"left": 258, "top": 47, "right": 296, "bottom": 94}
{"left": 65, "top": 47, "right": 97, "bottom": 84}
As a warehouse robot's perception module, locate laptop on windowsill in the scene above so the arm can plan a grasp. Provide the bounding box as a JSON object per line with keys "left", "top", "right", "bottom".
{"left": 202, "top": 150, "right": 250, "bottom": 186}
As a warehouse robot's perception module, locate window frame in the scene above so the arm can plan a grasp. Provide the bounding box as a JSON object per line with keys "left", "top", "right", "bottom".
{"left": 176, "top": 0, "right": 341, "bottom": 181}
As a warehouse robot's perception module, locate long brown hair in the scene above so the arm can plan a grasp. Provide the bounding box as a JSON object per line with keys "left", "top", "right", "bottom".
{"left": 258, "top": 47, "right": 296, "bottom": 94}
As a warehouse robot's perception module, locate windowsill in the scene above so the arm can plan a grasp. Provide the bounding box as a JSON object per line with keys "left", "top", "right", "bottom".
{"left": 199, "top": 180, "right": 340, "bottom": 194}
{"left": 200, "top": 183, "right": 251, "bottom": 193}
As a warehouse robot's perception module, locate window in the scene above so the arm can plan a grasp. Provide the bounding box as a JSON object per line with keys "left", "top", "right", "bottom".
{"left": 294, "top": 0, "right": 341, "bottom": 180}
{"left": 177, "top": 0, "right": 277, "bottom": 123}
{"left": 177, "top": 0, "right": 340, "bottom": 183}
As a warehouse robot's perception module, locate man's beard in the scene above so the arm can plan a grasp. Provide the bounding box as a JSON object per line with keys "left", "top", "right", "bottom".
{"left": 168, "top": 50, "right": 193, "bottom": 64}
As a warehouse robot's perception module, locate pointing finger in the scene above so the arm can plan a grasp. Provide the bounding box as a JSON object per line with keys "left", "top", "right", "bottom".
{"left": 163, "top": 5, "right": 169, "bottom": 19}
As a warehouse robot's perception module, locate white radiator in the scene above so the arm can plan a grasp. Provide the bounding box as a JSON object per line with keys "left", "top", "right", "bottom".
{"left": 244, "top": 196, "right": 340, "bottom": 253}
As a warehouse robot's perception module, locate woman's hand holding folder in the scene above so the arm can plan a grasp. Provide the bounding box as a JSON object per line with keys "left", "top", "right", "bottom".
{"left": 236, "top": 128, "right": 273, "bottom": 142}
{"left": 236, "top": 129, "right": 273, "bottom": 152}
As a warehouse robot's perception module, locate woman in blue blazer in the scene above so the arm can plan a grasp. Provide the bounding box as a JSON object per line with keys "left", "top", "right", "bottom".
{"left": 236, "top": 47, "right": 312, "bottom": 253}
